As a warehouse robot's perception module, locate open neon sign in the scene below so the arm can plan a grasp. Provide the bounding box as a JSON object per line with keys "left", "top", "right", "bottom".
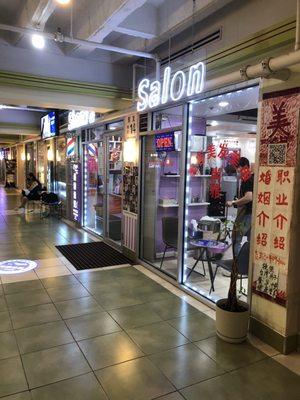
{"left": 137, "top": 62, "right": 205, "bottom": 112}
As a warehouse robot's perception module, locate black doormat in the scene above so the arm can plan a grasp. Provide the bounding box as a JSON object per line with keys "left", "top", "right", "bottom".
{"left": 56, "top": 242, "right": 132, "bottom": 271}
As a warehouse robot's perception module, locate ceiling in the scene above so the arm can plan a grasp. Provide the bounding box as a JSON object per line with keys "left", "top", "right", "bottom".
{"left": 0, "top": 0, "right": 234, "bottom": 63}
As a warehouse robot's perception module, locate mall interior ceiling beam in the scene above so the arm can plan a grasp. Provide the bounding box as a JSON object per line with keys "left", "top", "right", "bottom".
{"left": 0, "top": 23, "right": 158, "bottom": 61}
{"left": 12, "top": 0, "right": 56, "bottom": 45}
{"left": 71, "top": 0, "right": 148, "bottom": 53}
{"left": 114, "top": 26, "right": 156, "bottom": 40}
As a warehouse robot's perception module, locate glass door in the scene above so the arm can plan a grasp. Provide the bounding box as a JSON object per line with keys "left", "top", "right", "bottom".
{"left": 106, "top": 134, "right": 123, "bottom": 245}
{"left": 140, "top": 105, "right": 184, "bottom": 280}
{"left": 84, "top": 141, "right": 105, "bottom": 236}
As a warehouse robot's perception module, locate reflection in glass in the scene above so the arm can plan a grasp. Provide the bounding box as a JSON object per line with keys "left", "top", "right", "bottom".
{"left": 182, "top": 87, "right": 259, "bottom": 303}
{"left": 84, "top": 142, "right": 105, "bottom": 235}
{"left": 107, "top": 135, "right": 123, "bottom": 244}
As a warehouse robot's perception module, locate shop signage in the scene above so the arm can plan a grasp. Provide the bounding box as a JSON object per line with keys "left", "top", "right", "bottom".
{"left": 68, "top": 110, "right": 96, "bottom": 131}
{"left": 66, "top": 137, "right": 76, "bottom": 157}
{"left": 137, "top": 62, "right": 206, "bottom": 111}
{"left": 72, "top": 162, "right": 81, "bottom": 222}
{"left": 252, "top": 88, "right": 300, "bottom": 308}
{"left": 125, "top": 113, "right": 138, "bottom": 139}
{"left": 155, "top": 132, "right": 175, "bottom": 152}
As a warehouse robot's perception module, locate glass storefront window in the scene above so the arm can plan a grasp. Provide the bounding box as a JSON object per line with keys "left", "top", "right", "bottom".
{"left": 56, "top": 137, "right": 67, "bottom": 199}
{"left": 182, "top": 86, "right": 259, "bottom": 303}
{"left": 107, "top": 134, "right": 123, "bottom": 244}
{"left": 37, "top": 141, "right": 46, "bottom": 186}
{"left": 84, "top": 142, "right": 105, "bottom": 235}
{"left": 140, "top": 105, "right": 183, "bottom": 279}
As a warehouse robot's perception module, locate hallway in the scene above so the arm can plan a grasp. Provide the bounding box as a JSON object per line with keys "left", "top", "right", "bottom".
{"left": 0, "top": 188, "right": 299, "bottom": 399}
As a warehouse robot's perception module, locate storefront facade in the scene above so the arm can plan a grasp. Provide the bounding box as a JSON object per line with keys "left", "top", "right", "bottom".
{"left": 81, "top": 120, "right": 124, "bottom": 249}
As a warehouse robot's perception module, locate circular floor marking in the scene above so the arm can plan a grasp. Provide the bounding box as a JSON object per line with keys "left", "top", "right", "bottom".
{"left": 0, "top": 259, "right": 37, "bottom": 274}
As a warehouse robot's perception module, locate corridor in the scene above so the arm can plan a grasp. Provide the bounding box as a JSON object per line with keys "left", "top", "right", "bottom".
{"left": 0, "top": 188, "right": 299, "bottom": 400}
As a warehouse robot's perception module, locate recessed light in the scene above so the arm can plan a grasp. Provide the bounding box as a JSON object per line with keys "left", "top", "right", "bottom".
{"left": 219, "top": 101, "right": 229, "bottom": 107}
{"left": 31, "top": 34, "right": 45, "bottom": 49}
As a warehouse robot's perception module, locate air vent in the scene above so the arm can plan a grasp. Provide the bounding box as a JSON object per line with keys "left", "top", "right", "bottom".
{"left": 161, "top": 29, "right": 221, "bottom": 66}
{"left": 139, "top": 113, "right": 148, "bottom": 132}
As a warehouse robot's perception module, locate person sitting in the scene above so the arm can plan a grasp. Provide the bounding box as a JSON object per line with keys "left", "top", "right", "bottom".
{"left": 17, "top": 173, "right": 42, "bottom": 212}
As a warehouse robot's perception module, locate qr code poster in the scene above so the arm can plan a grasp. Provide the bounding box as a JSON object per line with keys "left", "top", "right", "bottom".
{"left": 268, "top": 143, "right": 287, "bottom": 166}
{"left": 259, "top": 88, "right": 300, "bottom": 167}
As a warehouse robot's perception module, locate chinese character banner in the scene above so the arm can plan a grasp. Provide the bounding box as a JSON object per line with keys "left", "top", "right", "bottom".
{"left": 253, "top": 89, "right": 300, "bottom": 307}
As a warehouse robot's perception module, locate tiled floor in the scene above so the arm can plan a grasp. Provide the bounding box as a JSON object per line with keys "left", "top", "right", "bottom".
{"left": 0, "top": 188, "right": 300, "bottom": 399}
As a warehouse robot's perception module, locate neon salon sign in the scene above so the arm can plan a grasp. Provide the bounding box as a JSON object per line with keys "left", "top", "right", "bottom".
{"left": 68, "top": 110, "right": 96, "bottom": 131}
{"left": 137, "top": 62, "right": 206, "bottom": 112}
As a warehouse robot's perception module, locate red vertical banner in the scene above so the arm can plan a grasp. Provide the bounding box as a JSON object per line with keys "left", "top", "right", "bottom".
{"left": 252, "top": 88, "right": 300, "bottom": 307}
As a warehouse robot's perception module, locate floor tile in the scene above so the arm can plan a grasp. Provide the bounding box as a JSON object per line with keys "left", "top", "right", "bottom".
{"left": 96, "top": 357, "right": 175, "bottom": 400}
{"left": 126, "top": 321, "right": 190, "bottom": 354}
{"left": 149, "top": 343, "right": 224, "bottom": 389}
{"left": 109, "top": 303, "right": 163, "bottom": 329}
{"left": 0, "top": 295, "right": 7, "bottom": 311}
{"left": 181, "top": 358, "right": 300, "bottom": 400}
{"left": 46, "top": 283, "right": 90, "bottom": 302}
{"left": 158, "top": 393, "right": 185, "bottom": 400}
{"left": 10, "top": 303, "right": 61, "bottom": 329}
{"left": 273, "top": 353, "right": 300, "bottom": 376}
{"left": 167, "top": 312, "right": 216, "bottom": 341}
{"left": 15, "top": 320, "right": 74, "bottom": 354}
{"left": 148, "top": 297, "right": 198, "bottom": 320}
{"left": 35, "top": 266, "right": 71, "bottom": 278}
{"left": 195, "top": 336, "right": 267, "bottom": 371}
{"left": 55, "top": 297, "right": 104, "bottom": 319}
{"left": 0, "top": 331, "right": 19, "bottom": 360}
{"left": 1, "top": 272, "right": 38, "bottom": 284}
{"left": 41, "top": 275, "right": 79, "bottom": 289}
{"left": 0, "top": 356, "right": 28, "bottom": 398}
{"left": 94, "top": 291, "right": 144, "bottom": 310}
{"left": 30, "top": 373, "right": 107, "bottom": 400}
{"left": 78, "top": 331, "right": 144, "bottom": 370}
{"left": 0, "top": 392, "right": 32, "bottom": 400}
{"left": 22, "top": 343, "right": 91, "bottom": 389}
{"left": 0, "top": 311, "right": 12, "bottom": 332}
{"left": 3, "top": 280, "right": 44, "bottom": 295}
{"left": 5, "top": 289, "right": 51, "bottom": 309}
{"left": 65, "top": 311, "right": 121, "bottom": 341}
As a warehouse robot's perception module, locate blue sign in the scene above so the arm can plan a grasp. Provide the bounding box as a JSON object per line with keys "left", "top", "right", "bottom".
{"left": 155, "top": 132, "right": 175, "bottom": 152}
{"left": 41, "top": 111, "right": 58, "bottom": 139}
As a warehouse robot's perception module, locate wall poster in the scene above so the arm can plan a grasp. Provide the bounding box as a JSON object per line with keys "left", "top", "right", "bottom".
{"left": 252, "top": 88, "right": 300, "bottom": 307}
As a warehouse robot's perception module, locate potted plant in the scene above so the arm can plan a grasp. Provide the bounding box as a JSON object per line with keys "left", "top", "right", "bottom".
{"left": 215, "top": 220, "right": 250, "bottom": 343}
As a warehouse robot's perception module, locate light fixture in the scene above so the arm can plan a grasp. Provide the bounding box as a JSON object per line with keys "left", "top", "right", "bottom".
{"left": 56, "top": 0, "right": 71, "bottom": 4}
{"left": 219, "top": 101, "right": 229, "bottom": 107}
{"left": 21, "top": 152, "right": 26, "bottom": 161}
{"left": 47, "top": 148, "right": 54, "bottom": 161}
{"left": 0, "top": 104, "right": 6, "bottom": 110}
{"left": 31, "top": 34, "right": 45, "bottom": 49}
{"left": 210, "top": 121, "right": 219, "bottom": 126}
{"left": 123, "top": 138, "right": 137, "bottom": 163}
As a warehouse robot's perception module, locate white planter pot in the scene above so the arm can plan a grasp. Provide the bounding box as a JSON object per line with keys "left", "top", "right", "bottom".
{"left": 216, "top": 299, "right": 250, "bottom": 343}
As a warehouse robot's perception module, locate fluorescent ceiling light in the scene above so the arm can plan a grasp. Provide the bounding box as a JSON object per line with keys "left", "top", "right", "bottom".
{"left": 219, "top": 101, "right": 229, "bottom": 107}
{"left": 0, "top": 105, "right": 6, "bottom": 109}
{"left": 31, "top": 34, "right": 45, "bottom": 49}
{"left": 210, "top": 121, "right": 219, "bottom": 126}
{"left": 56, "top": 0, "right": 71, "bottom": 4}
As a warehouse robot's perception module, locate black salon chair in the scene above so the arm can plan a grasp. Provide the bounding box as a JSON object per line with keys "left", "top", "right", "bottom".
{"left": 213, "top": 241, "right": 250, "bottom": 294}
{"left": 160, "top": 217, "right": 178, "bottom": 269}
{"left": 160, "top": 217, "right": 199, "bottom": 271}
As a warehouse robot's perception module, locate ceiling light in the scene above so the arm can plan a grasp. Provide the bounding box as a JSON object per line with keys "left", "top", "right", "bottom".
{"left": 56, "top": 0, "right": 71, "bottom": 4}
{"left": 0, "top": 105, "right": 6, "bottom": 110}
{"left": 31, "top": 34, "right": 45, "bottom": 49}
{"left": 219, "top": 101, "right": 229, "bottom": 107}
{"left": 210, "top": 121, "right": 219, "bottom": 126}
